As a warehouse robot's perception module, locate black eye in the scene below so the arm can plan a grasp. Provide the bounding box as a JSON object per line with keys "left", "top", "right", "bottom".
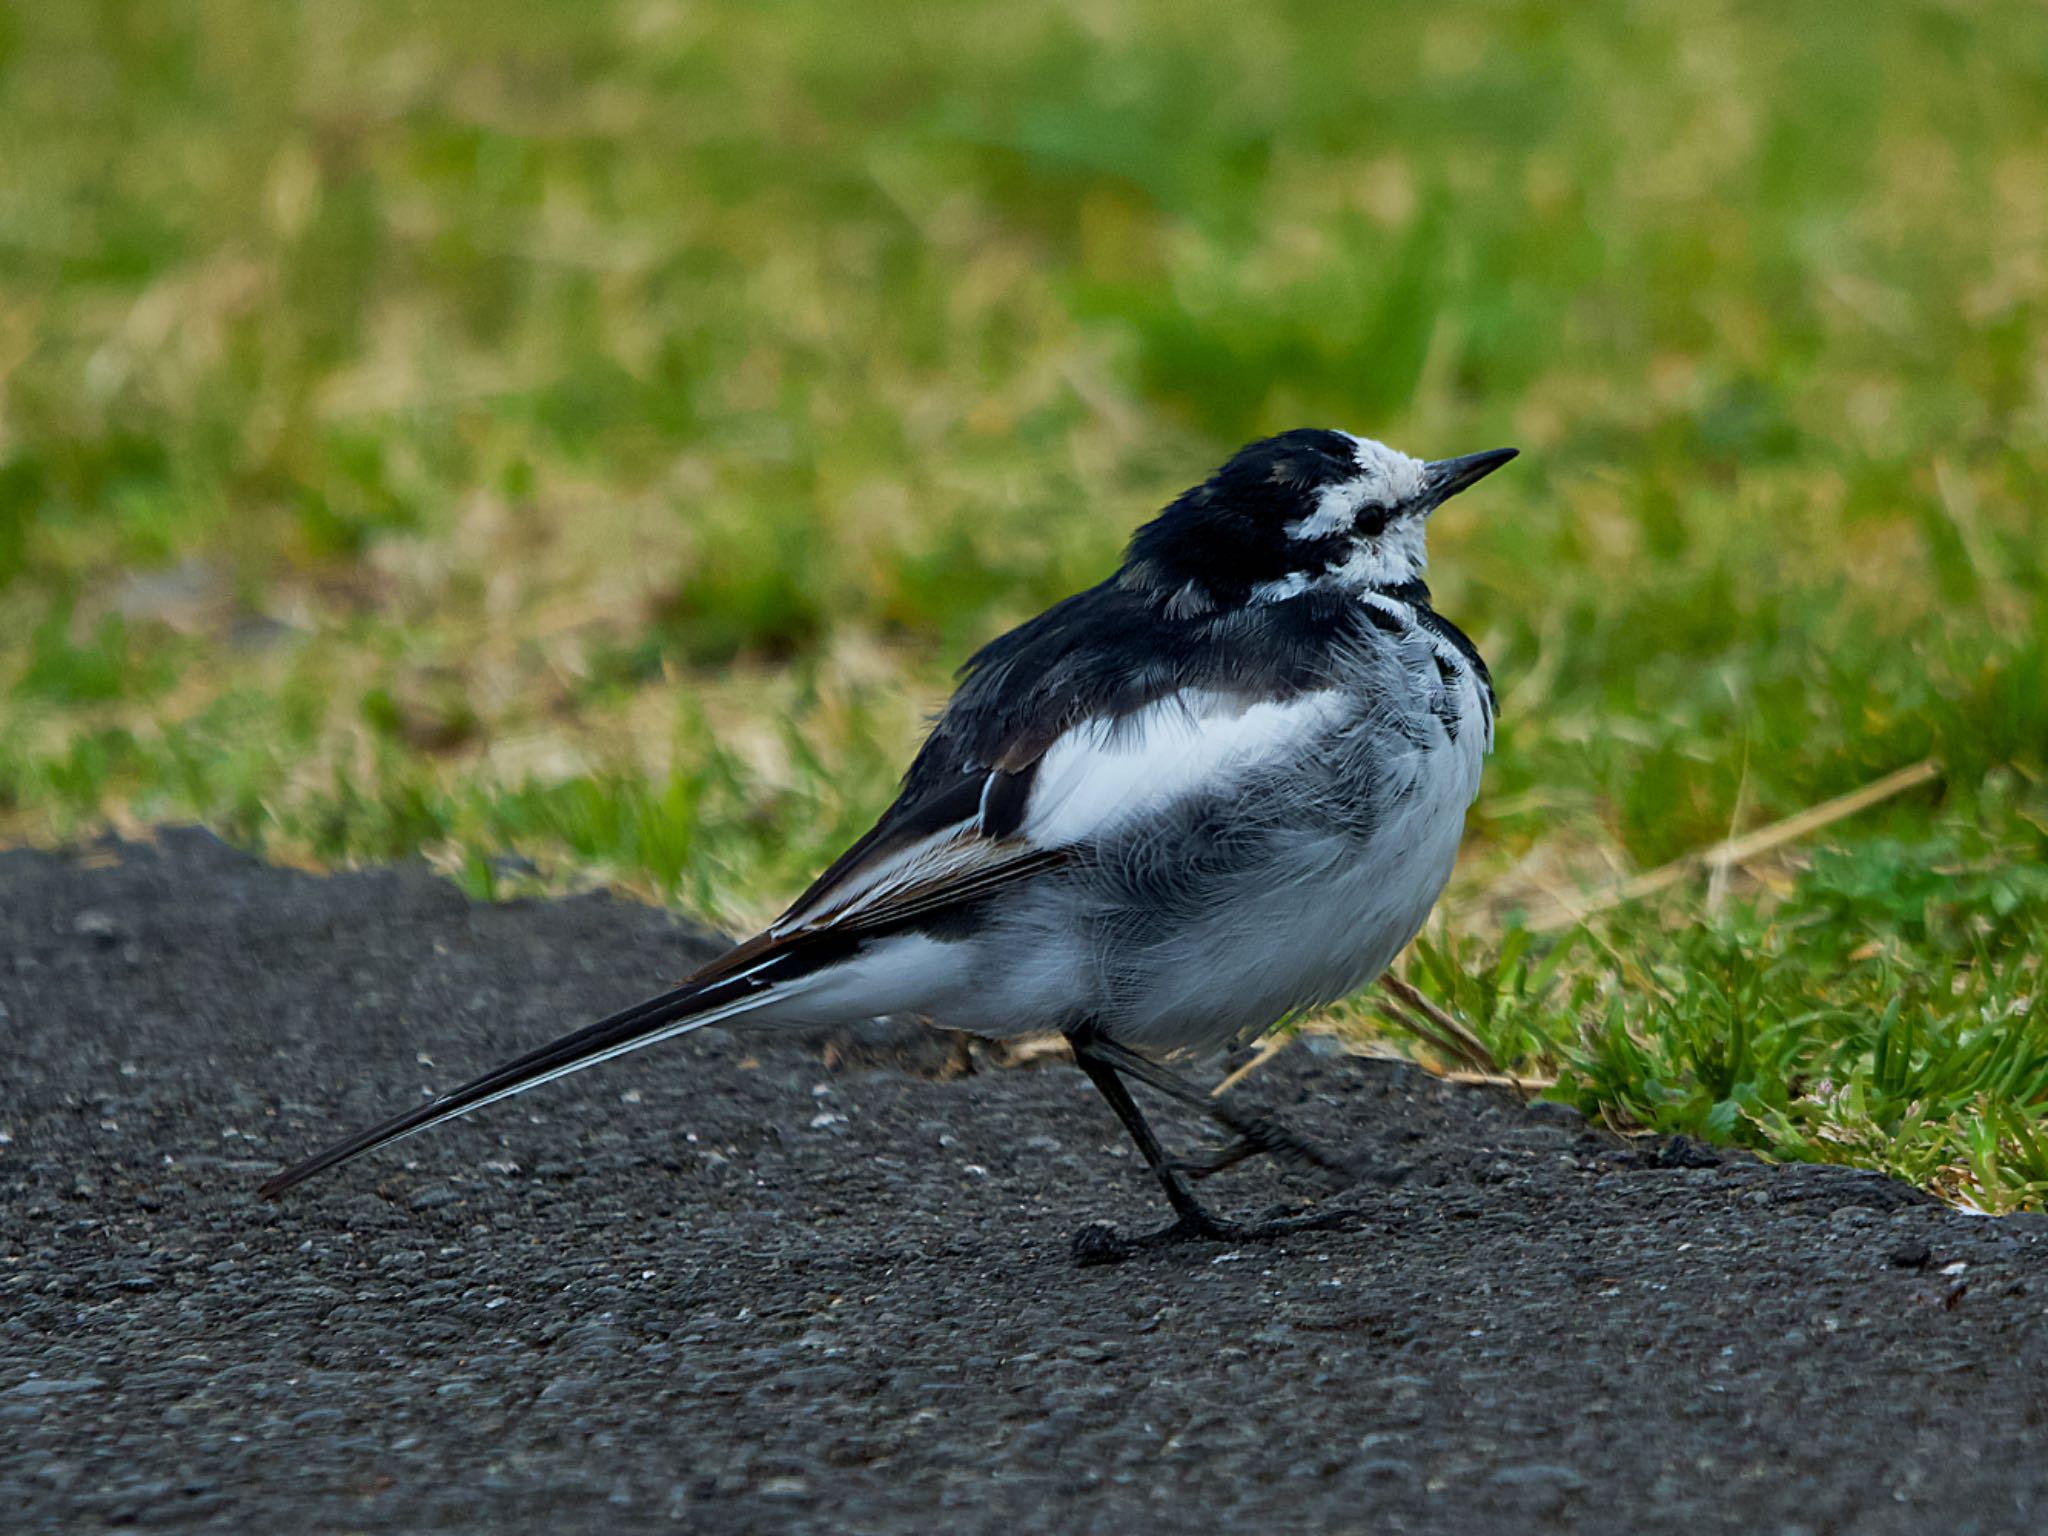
{"left": 1354, "top": 507, "right": 1389, "bottom": 537}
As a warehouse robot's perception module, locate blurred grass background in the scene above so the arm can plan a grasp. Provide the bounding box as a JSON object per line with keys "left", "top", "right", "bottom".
{"left": 3, "top": 0, "right": 2045, "bottom": 1202}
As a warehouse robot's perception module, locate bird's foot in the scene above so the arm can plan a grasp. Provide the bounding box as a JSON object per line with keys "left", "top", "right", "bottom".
{"left": 1070, "top": 1203, "right": 1360, "bottom": 1267}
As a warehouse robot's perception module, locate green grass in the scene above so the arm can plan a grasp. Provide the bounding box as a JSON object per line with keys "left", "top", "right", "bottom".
{"left": 2, "top": 0, "right": 2045, "bottom": 1204}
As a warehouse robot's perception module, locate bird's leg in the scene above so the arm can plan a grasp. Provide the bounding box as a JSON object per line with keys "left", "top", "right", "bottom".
{"left": 1170, "top": 1112, "right": 1355, "bottom": 1184}
{"left": 1166, "top": 1134, "right": 1265, "bottom": 1180}
{"left": 1066, "top": 1029, "right": 1358, "bottom": 1266}
{"left": 1077, "top": 1035, "right": 1354, "bottom": 1185}
{"left": 1164, "top": 1135, "right": 1255, "bottom": 1179}
{"left": 1068, "top": 1034, "right": 1228, "bottom": 1238}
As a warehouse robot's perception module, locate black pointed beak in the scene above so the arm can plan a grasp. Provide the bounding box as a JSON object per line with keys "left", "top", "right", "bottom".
{"left": 1421, "top": 447, "right": 1518, "bottom": 511}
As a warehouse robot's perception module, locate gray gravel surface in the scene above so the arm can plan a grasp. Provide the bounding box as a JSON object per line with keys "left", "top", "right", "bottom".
{"left": 5, "top": 829, "right": 2048, "bottom": 1535}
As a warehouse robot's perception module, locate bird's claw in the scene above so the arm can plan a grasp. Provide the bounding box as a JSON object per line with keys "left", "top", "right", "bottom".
{"left": 1070, "top": 1204, "right": 1361, "bottom": 1266}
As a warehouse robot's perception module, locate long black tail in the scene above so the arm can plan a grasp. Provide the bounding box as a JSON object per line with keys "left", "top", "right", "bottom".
{"left": 259, "top": 972, "right": 766, "bottom": 1198}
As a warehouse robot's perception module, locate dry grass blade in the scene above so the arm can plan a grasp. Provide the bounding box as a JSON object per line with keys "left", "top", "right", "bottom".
{"left": 985, "top": 1034, "right": 1072, "bottom": 1069}
{"left": 1441, "top": 1068, "right": 1559, "bottom": 1091}
{"left": 1212, "top": 1034, "right": 1293, "bottom": 1097}
{"left": 1374, "top": 975, "right": 1502, "bottom": 1077}
{"left": 1519, "top": 758, "right": 1941, "bottom": 932}
{"left": 1368, "top": 994, "right": 1466, "bottom": 1067}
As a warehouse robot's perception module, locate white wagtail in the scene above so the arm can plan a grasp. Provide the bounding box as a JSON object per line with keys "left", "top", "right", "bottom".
{"left": 263, "top": 430, "right": 1516, "bottom": 1257}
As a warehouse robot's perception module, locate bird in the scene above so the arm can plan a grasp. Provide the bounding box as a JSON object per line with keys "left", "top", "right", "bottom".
{"left": 261, "top": 429, "right": 1516, "bottom": 1261}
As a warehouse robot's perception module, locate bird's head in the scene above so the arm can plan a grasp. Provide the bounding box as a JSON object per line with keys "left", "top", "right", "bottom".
{"left": 1121, "top": 429, "right": 1516, "bottom": 613}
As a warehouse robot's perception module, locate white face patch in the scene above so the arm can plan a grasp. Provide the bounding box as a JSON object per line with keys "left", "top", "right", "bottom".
{"left": 1283, "top": 433, "right": 1427, "bottom": 541}
{"left": 1328, "top": 516, "right": 1429, "bottom": 589}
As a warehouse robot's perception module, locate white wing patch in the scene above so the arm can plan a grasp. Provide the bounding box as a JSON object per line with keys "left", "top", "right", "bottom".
{"left": 769, "top": 687, "right": 1346, "bottom": 938}
{"left": 1023, "top": 688, "right": 1346, "bottom": 847}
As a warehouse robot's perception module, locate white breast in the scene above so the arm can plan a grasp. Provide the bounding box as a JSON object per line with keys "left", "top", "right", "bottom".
{"left": 1101, "top": 701, "right": 1484, "bottom": 1055}
{"left": 1081, "top": 614, "right": 1490, "bottom": 1055}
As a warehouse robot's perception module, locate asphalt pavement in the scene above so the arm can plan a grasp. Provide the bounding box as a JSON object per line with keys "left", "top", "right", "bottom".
{"left": 4, "top": 829, "right": 2046, "bottom": 1534}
